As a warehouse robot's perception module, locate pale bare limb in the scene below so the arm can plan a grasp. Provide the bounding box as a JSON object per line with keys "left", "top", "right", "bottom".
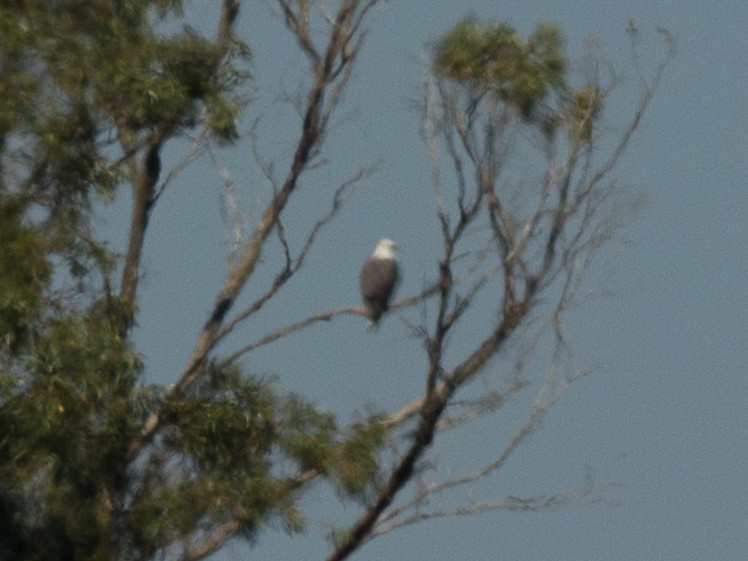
{"left": 206, "top": 143, "right": 248, "bottom": 259}
{"left": 278, "top": 0, "right": 320, "bottom": 65}
{"left": 180, "top": 520, "right": 241, "bottom": 561}
{"left": 436, "top": 379, "right": 527, "bottom": 431}
{"left": 153, "top": 128, "right": 210, "bottom": 204}
{"left": 370, "top": 482, "right": 616, "bottom": 540}
{"left": 218, "top": 282, "right": 441, "bottom": 367}
{"left": 378, "top": 362, "right": 557, "bottom": 530}
{"left": 216, "top": 166, "right": 374, "bottom": 343}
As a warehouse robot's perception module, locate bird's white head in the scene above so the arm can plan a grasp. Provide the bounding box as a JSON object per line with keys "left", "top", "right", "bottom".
{"left": 372, "top": 238, "right": 397, "bottom": 260}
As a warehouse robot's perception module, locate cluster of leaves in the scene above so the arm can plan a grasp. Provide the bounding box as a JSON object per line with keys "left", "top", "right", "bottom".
{"left": 1, "top": 0, "right": 244, "bottom": 139}
{"left": 1, "top": 323, "right": 390, "bottom": 560}
{"left": 279, "top": 400, "right": 389, "bottom": 505}
{"left": 434, "top": 19, "right": 566, "bottom": 116}
{"left": 125, "top": 367, "right": 293, "bottom": 556}
{"left": 0, "top": 3, "right": 375, "bottom": 560}
{"left": 0, "top": 197, "right": 51, "bottom": 352}
{"left": 434, "top": 18, "right": 602, "bottom": 141}
{"left": 0, "top": 0, "right": 249, "bottom": 289}
{"left": 119, "top": 367, "right": 389, "bottom": 557}
{"left": 0, "top": 304, "right": 142, "bottom": 560}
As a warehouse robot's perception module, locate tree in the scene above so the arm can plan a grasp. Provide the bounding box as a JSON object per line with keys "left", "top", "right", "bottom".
{"left": 0, "top": 2, "right": 672, "bottom": 561}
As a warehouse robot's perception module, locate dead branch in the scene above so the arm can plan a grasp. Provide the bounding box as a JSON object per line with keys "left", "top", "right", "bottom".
{"left": 218, "top": 281, "right": 441, "bottom": 367}
{"left": 181, "top": 520, "right": 241, "bottom": 561}
{"left": 370, "top": 482, "right": 615, "bottom": 540}
{"left": 215, "top": 166, "right": 374, "bottom": 343}
{"left": 378, "top": 367, "right": 554, "bottom": 530}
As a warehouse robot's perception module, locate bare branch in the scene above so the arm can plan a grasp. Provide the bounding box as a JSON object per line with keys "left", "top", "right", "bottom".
{"left": 181, "top": 520, "right": 241, "bottom": 561}
{"left": 221, "top": 304, "right": 358, "bottom": 364}
{"left": 278, "top": 0, "right": 320, "bottom": 65}
{"left": 326, "top": 297, "right": 529, "bottom": 561}
{"left": 371, "top": 482, "right": 615, "bottom": 540}
{"left": 580, "top": 38, "right": 675, "bottom": 206}
{"left": 153, "top": 128, "right": 211, "bottom": 204}
{"left": 215, "top": 166, "right": 373, "bottom": 342}
{"left": 380, "top": 368, "right": 554, "bottom": 529}
{"left": 218, "top": 281, "right": 440, "bottom": 367}
{"left": 206, "top": 143, "right": 248, "bottom": 259}
{"left": 437, "top": 379, "right": 527, "bottom": 431}
{"left": 216, "top": 0, "right": 241, "bottom": 54}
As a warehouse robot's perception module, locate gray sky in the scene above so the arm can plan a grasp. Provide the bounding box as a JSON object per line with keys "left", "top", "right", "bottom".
{"left": 117, "top": 1, "right": 748, "bottom": 560}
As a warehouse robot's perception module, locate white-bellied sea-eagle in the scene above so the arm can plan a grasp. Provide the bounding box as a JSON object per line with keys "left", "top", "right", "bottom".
{"left": 359, "top": 239, "right": 399, "bottom": 327}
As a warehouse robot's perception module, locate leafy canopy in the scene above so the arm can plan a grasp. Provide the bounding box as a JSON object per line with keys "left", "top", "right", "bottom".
{"left": 434, "top": 18, "right": 602, "bottom": 140}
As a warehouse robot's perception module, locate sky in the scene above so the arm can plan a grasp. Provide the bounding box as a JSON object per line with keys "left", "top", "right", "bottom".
{"left": 112, "top": 1, "right": 748, "bottom": 560}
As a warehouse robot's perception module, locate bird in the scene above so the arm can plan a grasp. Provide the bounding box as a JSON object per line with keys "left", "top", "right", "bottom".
{"left": 359, "top": 239, "right": 400, "bottom": 328}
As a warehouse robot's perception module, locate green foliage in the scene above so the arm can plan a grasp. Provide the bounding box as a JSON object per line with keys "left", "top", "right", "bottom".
{"left": 433, "top": 17, "right": 607, "bottom": 143}
{"left": 567, "top": 83, "right": 603, "bottom": 143}
{"left": 122, "top": 367, "right": 313, "bottom": 550}
{"left": 278, "top": 396, "right": 337, "bottom": 474}
{"left": 0, "top": 0, "right": 249, "bottom": 291}
{"left": 0, "top": 4, "right": 257, "bottom": 558}
{"left": 122, "top": 372, "right": 388, "bottom": 554}
{"left": 331, "top": 417, "right": 388, "bottom": 504}
{"left": 0, "top": 197, "right": 51, "bottom": 352}
{"left": 0, "top": 305, "right": 141, "bottom": 560}
{"left": 278, "top": 401, "right": 389, "bottom": 504}
{"left": 0, "top": 256, "right": 390, "bottom": 557}
{"left": 164, "top": 365, "right": 277, "bottom": 474}
{"left": 435, "top": 18, "right": 566, "bottom": 118}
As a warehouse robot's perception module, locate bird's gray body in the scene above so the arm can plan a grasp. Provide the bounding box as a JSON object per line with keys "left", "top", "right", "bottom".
{"left": 360, "top": 239, "right": 399, "bottom": 326}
